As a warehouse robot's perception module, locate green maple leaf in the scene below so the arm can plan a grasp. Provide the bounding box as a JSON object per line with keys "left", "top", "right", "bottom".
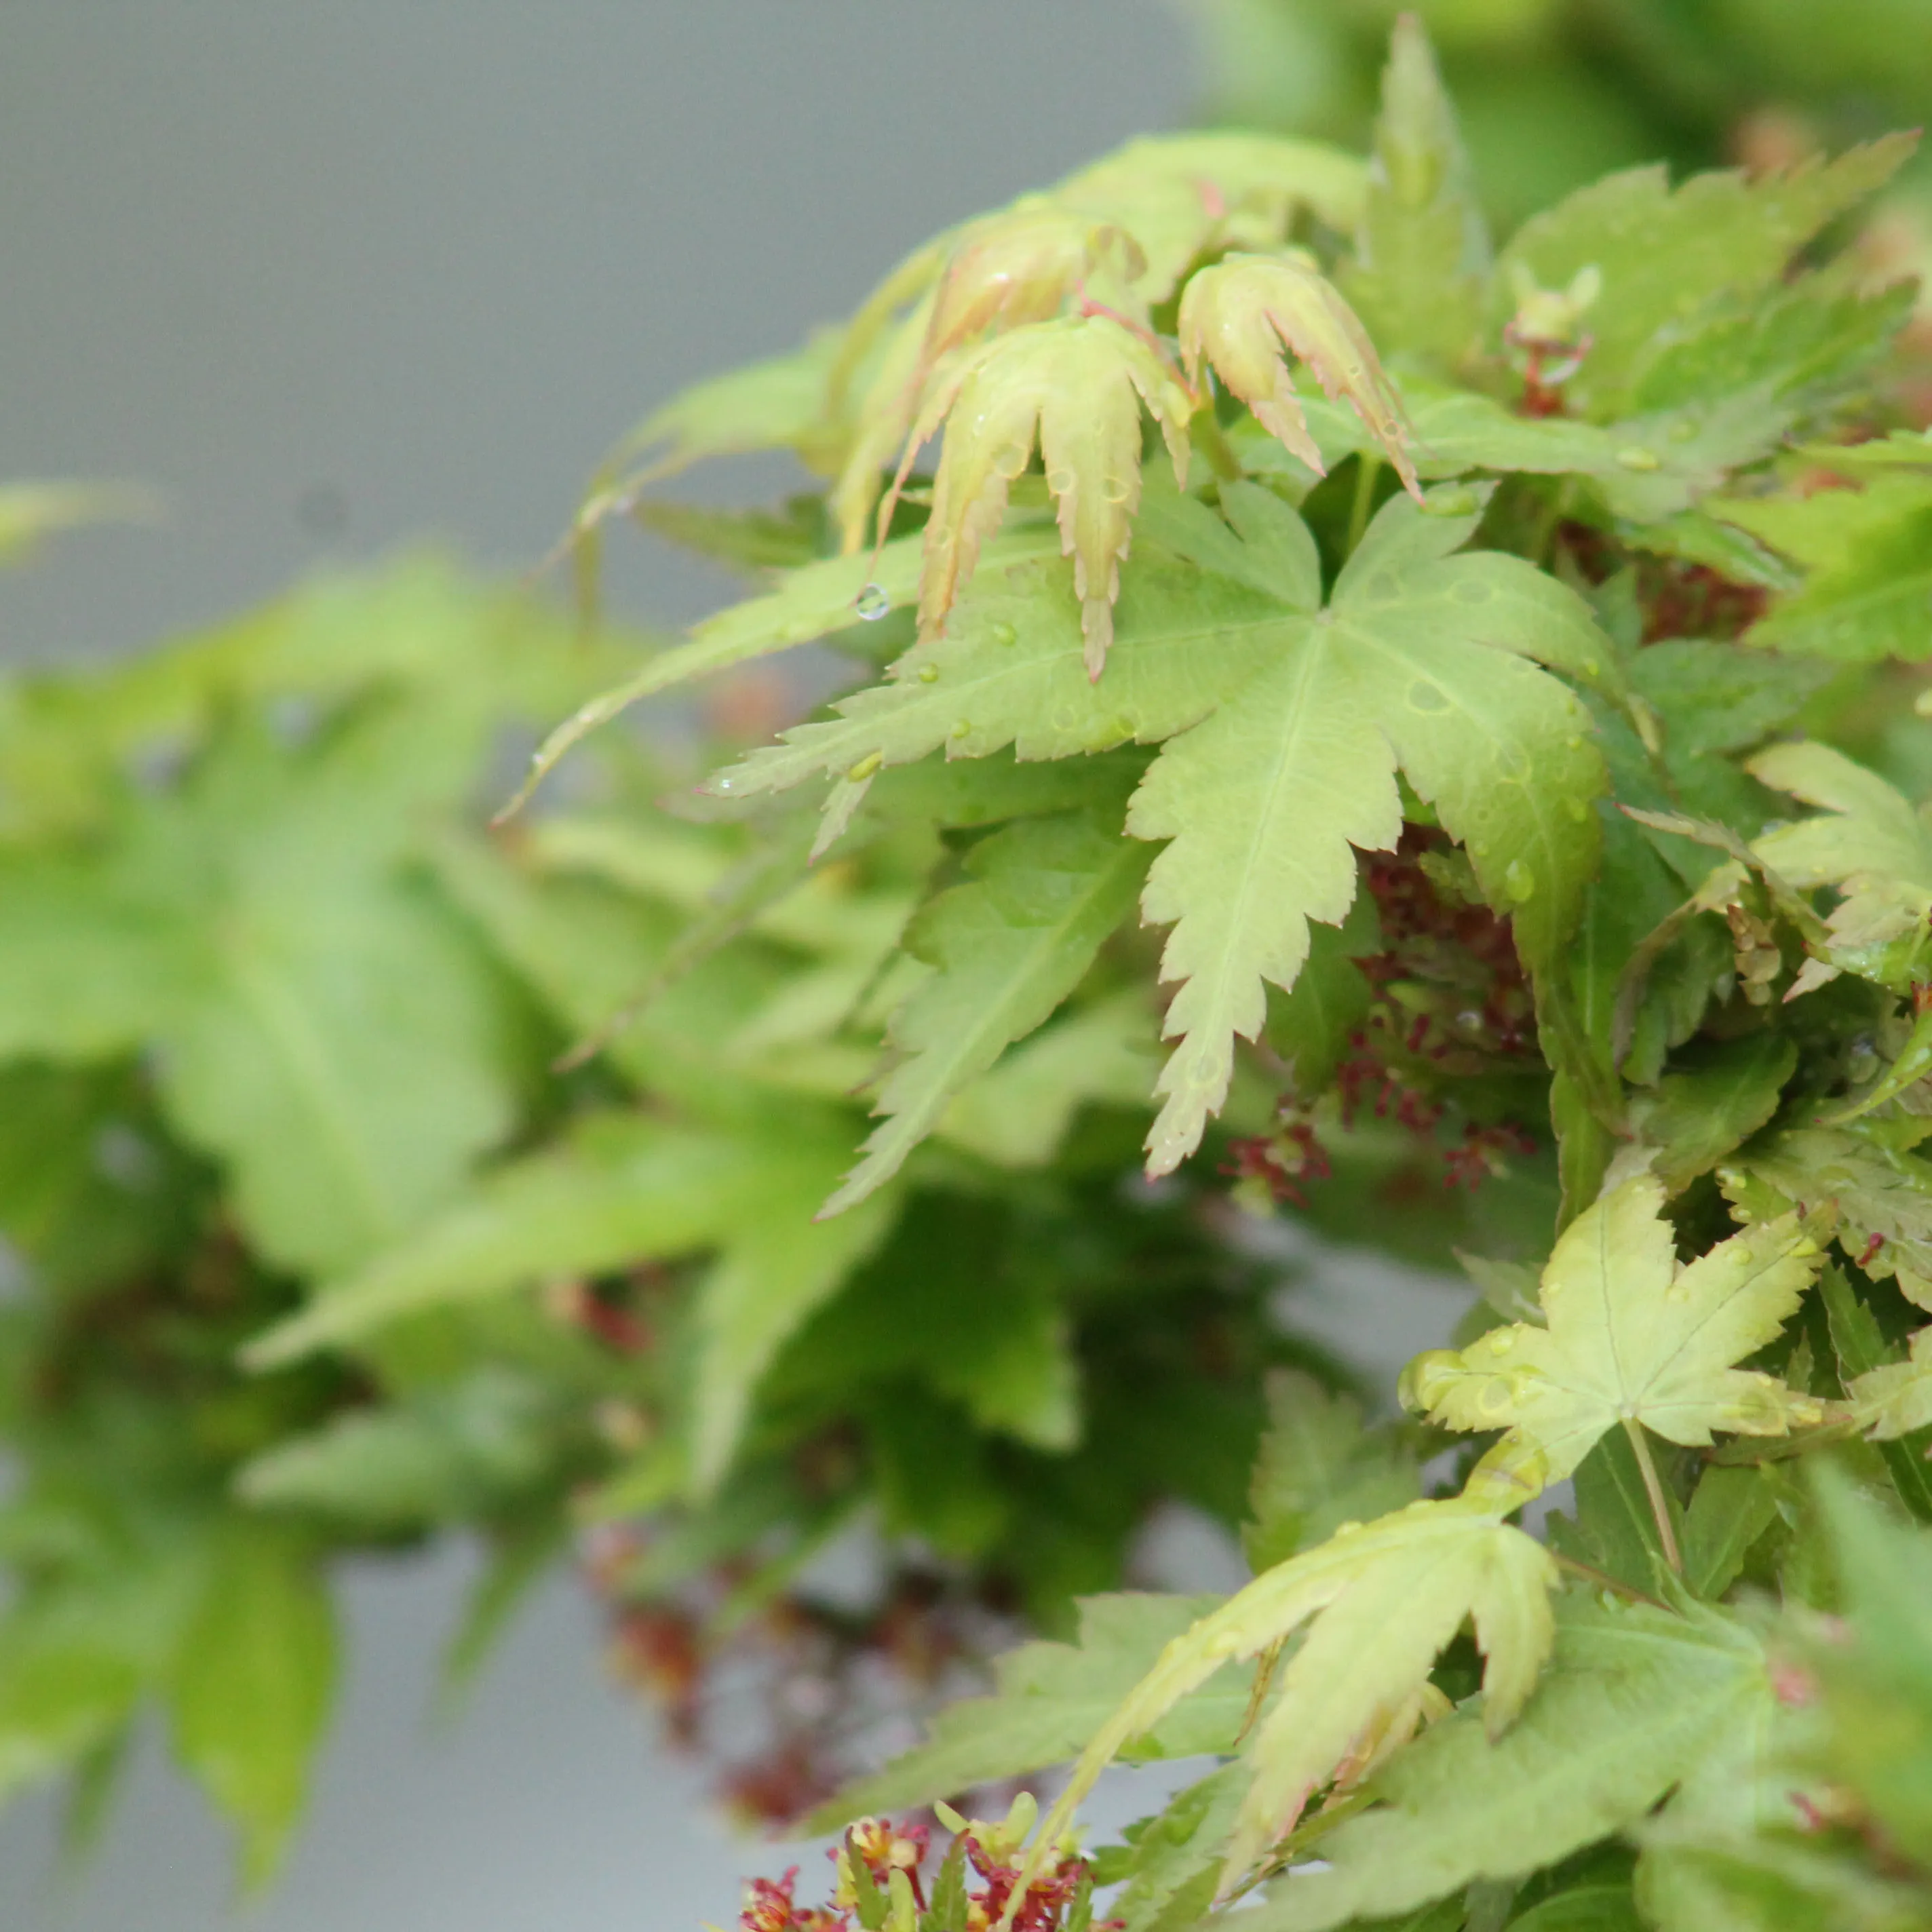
{"left": 804, "top": 1593, "right": 1257, "bottom": 1830}
{"left": 1014, "top": 1494, "right": 1556, "bottom": 1910}
{"left": 1338, "top": 15, "right": 1489, "bottom": 370}
{"left": 1493, "top": 136, "right": 1914, "bottom": 419}
{"left": 1847, "top": 1326, "right": 1932, "bottom": 1441}
{"left": 244, "top": 1108, "right": 898, "bottom": 1494}
{"left": 1737, "top": 1127, "right": 1932, "bottom": 1312}
{"left": 1750, "top": 741, "right": 1932, "bottom": 952}
{"left": 821, "top": 809, "right": 1148, "bottom": 1216}
{"left": 1404, "top": 1175, "right": 1830, "bottom": 1486}
{"left": 1720, "top": 474, "right": 1932, "bottom": 663}
{"left": 1237, "top": 1597, "right": 1773, "bottom": 1932}
{"left": 1129, "top": 482, "right": 1606, "bottom": 1174}
{"left": 708, "top": 482, "right": 1608, "bottom": 1179}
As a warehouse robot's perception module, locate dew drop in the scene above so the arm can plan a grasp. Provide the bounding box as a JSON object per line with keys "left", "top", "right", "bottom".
{"left": 1424, "top": 486, "right": 1480, "bottom": 518}
{"left": 950, "top": 719, "right": 972, "bottom": 740}
{"left": 1615, "top": 446, "right": 1661, "bottom": 472}
{"left": 713, "top": 774, "right": 737, "bottom": 793}
{"left": 1566, "top": 798, "right": 1589, "bottom": 823}
{"left": 991, "top": 621, "right": 1018, "bottom": 646}
{"left": 1046, "top": 466, "right": 1077, "bottom": 495}
{"left": 1488, "top": 1330, "right": 1518, "bottom": 1356}
{"left": 1505, "top": 859, "right": 1536, "bottom": 902}
{"left": 1565, "top": 734, "right": 1583, "bottom": 751}
{"left": 847, "top": 751, "right": 883, "bottom": 783}
{"left": 855, "top": 582, "right": 891, "bottom": 621}
{"left": 1583, "top": 658, "right": 1600, "bottom": 676}
{"left": 1052, "top": 704, "right": 1080, "bottom": 731}
{"left": 1477, "top": 1381, "right": 1514, "bottom": 1417}
{"left": 918, "top": 663, "right": 940, "bottom": 683}
{"left": 1408, "top": 680, "right": 1450, "bottom": 714}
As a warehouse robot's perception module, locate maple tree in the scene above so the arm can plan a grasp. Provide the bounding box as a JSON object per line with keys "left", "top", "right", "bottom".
{"left": 7, "top": 11, "right": 1932, "bottom": 1932}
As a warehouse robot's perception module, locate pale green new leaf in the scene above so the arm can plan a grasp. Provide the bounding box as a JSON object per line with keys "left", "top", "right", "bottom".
{"left": 1179, "top": 253, "right": 1420, "bottom": 495}
{"left": 499, "top": 514, "right": 1048, "bottom": 819}
{"left": 1739, "top": 1127, "right": 1932, "bottom": 1311}
{"left": 1720, "top": 474, "right": 1932, "bottom": 663}
{"left": 1495, "top": 137, "right": 1915, "bottom": 418}
{"left": 1340, "top": 14, "right": 1489, "bottom": 368}
{"left": 1243, "top": 1370, "right": 1421, "bottom": 1576}
{"left": 821, "top": 811, "right": 1148, "bottom": 1216}
{"left": 688, "top": 1166, "right": 898, "bottom": 1491}
{"left": 1131, "top": 484, "right": 1605, "bottom": 1173}
{"left": 245, "top": 1111, "right": 874, "bottom": 1364}
{"left": 1017, "top": 1496, "right": 1556, "bottom": 1909}
{"left": 1406, "top": 1176, "right": 1830, "bottom": 1484}
{"left": 703, "top": 493, "right": 1290, "bottom": 803}
{"left": 805, "top": 1593, "right": 1257, "bottom": 1829}
{"left": 1611, "top": 1034, "right": 1798, "bottom": 1196}
{"left": 885, "top": 314, "right": 1193, "bottom": 678}
{"left": 169, "top": 1528, "right": 337, "bottom": 1889}
{"left": 0, "top": 701, "right": 525, "bottom": 1280}
{"left": 1847, "top": 1326, "right": 1932, "bottom": 1440}
{"left": 1237, "top": 1598, "right": 1772, "bottom": 1932}
{"left": 1750, "top": 741, "right": 1932, "bottom": 915}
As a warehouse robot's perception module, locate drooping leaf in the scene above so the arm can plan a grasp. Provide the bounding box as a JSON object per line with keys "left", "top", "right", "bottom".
{"left": 1179, "top": 253, "right": 1419, "bottom": 495}
{"left": 1405, "top": 1176, "right": 1830, "bottom": 1485}
{"left": 1019, "top": 1495, "right": 1556, "bottom": 1904}
{"left": 1095, "top": 1764, "right": 1248, "bottom": 1932}
{"left": 804, "top": 1593, "right": 1257, "bottom": 1829}
{"left": 879, "top": 315, "right": 1193, "bottom": 678}
{"left": 821, "top": 809, "right": 1148, "bottom": 1216}
{"left": 1235, "top": 1598, "right": 1772, "bottom": 1932}
{"left": 168, "top": 1527, "right": 337, "bottom": 1889}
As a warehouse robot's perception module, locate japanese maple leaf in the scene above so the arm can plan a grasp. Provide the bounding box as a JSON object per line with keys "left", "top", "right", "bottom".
{"left": 1404, "top": 1175, "right": 1831, "bottom": 1484}
{"left": 1179, "top": 251, "right": 1421, "bottom": 496}
{"left": 1005, "top": 1492, "right": 1556, "bottom": 1921}
{"left": 876, "top": 313, "right": 1193, "bottom": 680}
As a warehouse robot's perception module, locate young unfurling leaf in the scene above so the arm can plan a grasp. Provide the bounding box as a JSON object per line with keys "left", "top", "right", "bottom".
{"left": 1178, "top": 253, "right": 1420, "bottom": 496}
{"left": 1403, "top": 1175, "right": 1830, "bottom": 1484}
{"left": 1008, "top": 1495, "right": 1556, "bottom": 1918}
{"left": 883, "top": 314, "right": 1193, "bottom": 678}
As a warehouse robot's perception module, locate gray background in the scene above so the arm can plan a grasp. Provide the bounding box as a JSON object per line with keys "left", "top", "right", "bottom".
{"left": 0, "top": 9, "right": 1467, "bottom": 1929}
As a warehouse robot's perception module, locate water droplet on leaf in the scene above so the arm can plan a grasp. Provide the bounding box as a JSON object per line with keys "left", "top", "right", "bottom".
{"left": 855, "top": 583, "right": 891, "bottom": 621}
{"left": 950, "top": 719, "right": 971, "bottom": 739}
{"left": 991, "top": 620, "right": 1018, "bottom": 646}
{"left": 847, "top": 752, "right": 883, "bottom": 782}
{"left": 1505, "top": 860, "right": 1536, "bottom": 902}
{"left": 1408, "top": 680, "right": 1450, "bottom": 713}
{"left": 1615, "top": 447, "right": 1661, "bottom": 472}
{"left": 918, "top": 664, "right": 940, "bottom": 683}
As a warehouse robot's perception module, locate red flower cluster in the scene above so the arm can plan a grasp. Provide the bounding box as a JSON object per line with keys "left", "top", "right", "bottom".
{"left": 729, "top": 1810, "right": 1108, "bottom": 1932}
